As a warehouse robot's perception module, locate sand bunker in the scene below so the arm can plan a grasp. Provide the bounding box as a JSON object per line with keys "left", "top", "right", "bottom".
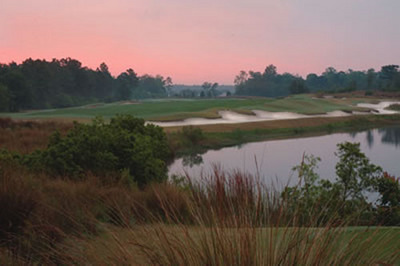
{"left": 149, "top": 101, "right": 399, "bottom": 127}
{"left": 150, "top": 110, "right": 351, "bottom": 127}
{"left": 356, "top": 101, "right": 400, "bottom": 114}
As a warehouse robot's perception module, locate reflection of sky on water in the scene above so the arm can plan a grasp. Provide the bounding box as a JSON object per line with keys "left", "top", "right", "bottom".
{"left": 169, "top": 127, "right": 400, "bottom": 187}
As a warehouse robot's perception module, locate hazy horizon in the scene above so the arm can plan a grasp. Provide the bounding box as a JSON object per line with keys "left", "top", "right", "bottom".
{"left": 1, "top": 0, "right": 400, "bottom": 84}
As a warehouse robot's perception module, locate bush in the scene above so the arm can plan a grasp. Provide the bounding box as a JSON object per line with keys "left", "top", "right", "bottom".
{"left": 283, "top": 142, "right": 384, "bottom": 225}
{"left": 375, "top": 172, "right": 400, "bottom": 225}
{"left": 24, "top": 115, "right": 171, "bottom": 187}
{"left": 181, "top": 126, "right": 204, "bottom": 146}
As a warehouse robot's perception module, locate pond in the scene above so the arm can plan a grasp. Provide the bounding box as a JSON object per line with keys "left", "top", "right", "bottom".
{"left": 169, "top": 127, "right": 400, "bottom": 186}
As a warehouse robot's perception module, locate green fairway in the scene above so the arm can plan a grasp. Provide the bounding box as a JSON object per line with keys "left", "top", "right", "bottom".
{"left": 0, "top": 95, "right": 373, "bottom": 121}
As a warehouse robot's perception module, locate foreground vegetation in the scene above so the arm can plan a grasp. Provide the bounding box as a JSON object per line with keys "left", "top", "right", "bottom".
{"left": 0, "top": 116, "right": 399, "bottom": 264}
{"left": 1, "top": 116, "right": 171, "bottom": 187}
{"left": 1, "top": 163, "right": 399, "bottom": 264}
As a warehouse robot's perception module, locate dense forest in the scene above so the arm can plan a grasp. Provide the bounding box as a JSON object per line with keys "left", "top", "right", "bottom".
{"left": 235, "top": 64, "right": 400, "bottom": 97}
{"left": 0, "top": 58, "right": 170, "bottom": 111}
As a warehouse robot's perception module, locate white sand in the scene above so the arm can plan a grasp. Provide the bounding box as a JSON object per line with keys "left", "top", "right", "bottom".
{"left": 149, "top": 109, "right": 350, "bottom": 127}
{"left": 356, "top": 101, "right": 399, "bottom": 114}
{"left": 148, "top": 101, "right": 399, "bottom": 127}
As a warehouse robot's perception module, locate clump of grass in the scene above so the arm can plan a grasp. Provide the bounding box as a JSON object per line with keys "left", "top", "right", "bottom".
{"left": 104, "top": 168, "right": 399, "bottom": 265}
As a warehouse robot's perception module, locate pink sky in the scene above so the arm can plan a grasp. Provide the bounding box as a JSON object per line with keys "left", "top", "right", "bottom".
{"left": 1, "top": 0, "right": 399, "bottom": 84}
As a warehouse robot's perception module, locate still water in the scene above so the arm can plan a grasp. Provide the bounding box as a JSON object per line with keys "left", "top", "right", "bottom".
{"left": 169, "top": 127, "right": 400, "bottom": 186}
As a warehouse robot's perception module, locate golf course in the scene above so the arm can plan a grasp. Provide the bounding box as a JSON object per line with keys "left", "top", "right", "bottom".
{"left": 1, "top": 94, "right": 384, "bottom": 121}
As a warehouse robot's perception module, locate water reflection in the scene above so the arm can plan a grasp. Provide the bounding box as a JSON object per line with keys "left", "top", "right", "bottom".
{"left": 366, "top": 130, "right": 374, "bottom": 148}
{"left": 182, "top": 153, "right": 203, "bottom": 167}
{"left": 170, "top": 127, "right": 400, "bottom": 185}
{"left": 348, "top": 127, "right": 400, "bottom": 148}
{"left": 349, "top": 132, "right": 358, "bottom": 138}
{"left": 379, "top": 127, "right": 400, "bottom": 147}
{"left": 181, "top": 128, "right": 400, "bottom": 169}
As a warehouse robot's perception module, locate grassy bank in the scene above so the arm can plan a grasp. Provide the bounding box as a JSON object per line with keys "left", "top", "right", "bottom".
{"left": 168, "top": 114, "right": 400, "bottom": 155}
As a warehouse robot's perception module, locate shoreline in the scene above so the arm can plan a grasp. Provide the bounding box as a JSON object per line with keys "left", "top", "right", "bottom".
{"left": 168, "top": 114, "right": 400, "bottom": 156}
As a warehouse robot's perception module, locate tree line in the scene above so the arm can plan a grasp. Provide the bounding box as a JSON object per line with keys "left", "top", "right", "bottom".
{"left": 1, "top": 58, "right": 400, "bottom": 112}
{"left": 0, "top": 58, "right": 171, "bottom": 111}
{"left": 235, "top": 64, "right": 400, "bottom": 97}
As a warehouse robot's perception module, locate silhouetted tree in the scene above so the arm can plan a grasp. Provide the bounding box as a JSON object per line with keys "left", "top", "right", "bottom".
{"left": 380, "top": 65, "right": 400, "bottom": 90}
{"left": 135, "top": 74, "right": 167, "bottom": 99}
{"left": 116, "top": 69, "right": 139, "bottom": 100}
{"left": 165, "top": 76, "right": 173, "bottom": 97}
{"left": 289, "top": 78, "right": 309, "bottom": 94}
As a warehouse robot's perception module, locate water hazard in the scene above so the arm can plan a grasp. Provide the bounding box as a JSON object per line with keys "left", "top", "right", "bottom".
{"left": 169, "top": 127, "right": 400, "bottom": 186}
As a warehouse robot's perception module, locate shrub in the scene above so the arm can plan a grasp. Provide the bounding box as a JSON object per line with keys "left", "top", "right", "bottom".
{"left": 283, "top": 142, "right": 384, "bottom": 225}
{"left": 181, "top": 125, "right": 204, "bottom": 146}
{"left": 375, "top": 172, "right": 400, "bottom": 225}
{"left": 24, "top": 115, "right": 171, "bottom": 187}
{"left": 335, "top": 142, "right": 382, "bottom": 204}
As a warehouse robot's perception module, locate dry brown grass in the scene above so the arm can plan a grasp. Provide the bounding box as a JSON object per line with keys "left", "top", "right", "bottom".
{"left": 56, "top": 168, "right": 400, "bottom": 265}
{"left": 0, "top": 118, "right": 72, "bottom": 154}
{"left": 1, "top": 164, "right": 398, "bottom": 264}
{"left": 0, "top": 160, "right": 192, "bottom": 263}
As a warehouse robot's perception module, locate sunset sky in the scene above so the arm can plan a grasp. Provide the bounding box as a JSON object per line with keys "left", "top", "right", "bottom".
{"left": 1, "top": 0, "right": 399, "bottom": 84}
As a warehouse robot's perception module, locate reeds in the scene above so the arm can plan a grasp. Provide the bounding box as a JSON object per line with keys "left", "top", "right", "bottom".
{"left": 124, "top": 168, "right": 399, "bottom": 265}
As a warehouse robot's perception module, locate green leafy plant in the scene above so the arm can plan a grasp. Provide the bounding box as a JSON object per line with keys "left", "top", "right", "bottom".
{"left": 181, "top": 125, "right": 204, "bottom": 146}
{"left": 375, "top": 172, "right": 400, "bottom": 225}
{"left": 283, "top": 142, "right": 384, "bottom": 225}
{"left": 24, "top": 115, "right": 171, "bottom": 187}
